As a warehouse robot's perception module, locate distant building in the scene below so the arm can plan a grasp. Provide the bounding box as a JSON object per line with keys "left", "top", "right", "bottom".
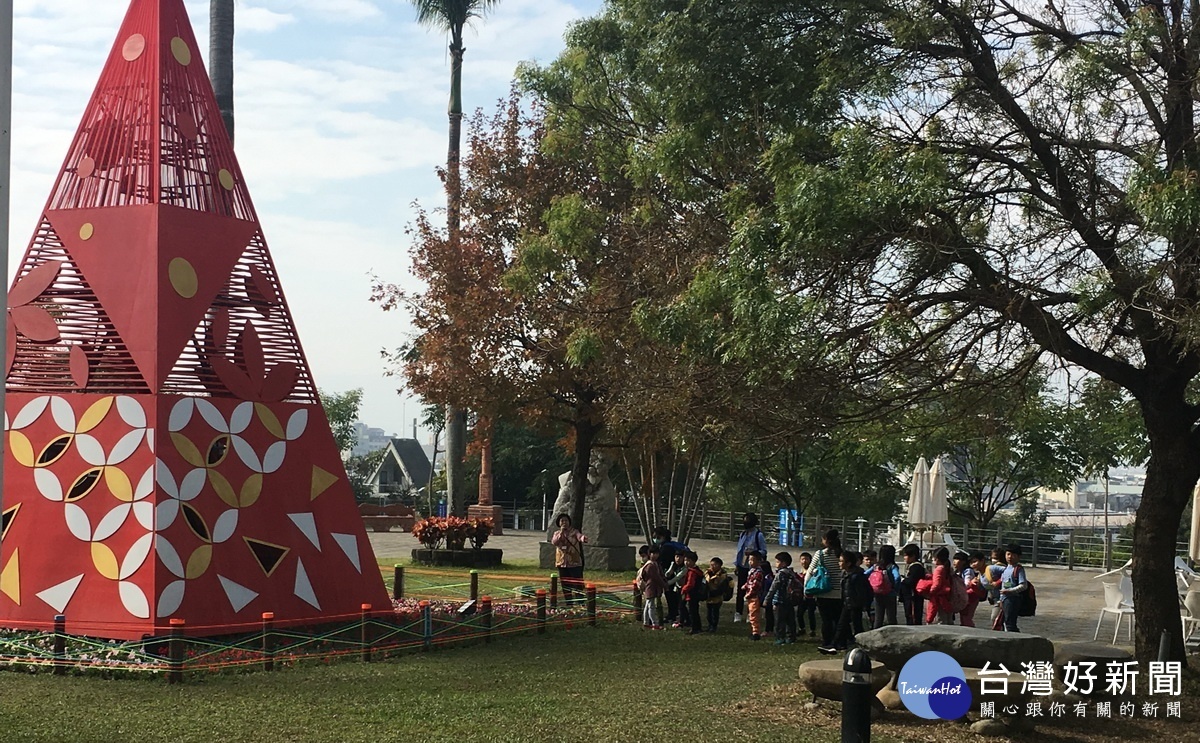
{"left": 368, "top": 438, "right": 433, "bottom": 498}
{"left": 350, "top": 422, "right": 393, "bottom": 459}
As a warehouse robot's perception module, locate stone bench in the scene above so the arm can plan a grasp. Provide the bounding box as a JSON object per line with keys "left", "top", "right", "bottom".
{"left": 798, "top": 659, "right": 891, "bottom": 702}
{"left": 359, "top": 504, "right": 416, "bottom": 533}
{"left": 856, "top": 624, "right": 1054, "bottom": 672}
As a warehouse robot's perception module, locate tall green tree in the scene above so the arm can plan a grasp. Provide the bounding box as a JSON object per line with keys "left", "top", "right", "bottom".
{"left": 318, "top": 388, "right": 364, "bottom": 457}
{"left": 209, "top": 0, "right": 235, "bottom": 143}
{"left": 410, "top": 0, "right": 501, "bottom": 518}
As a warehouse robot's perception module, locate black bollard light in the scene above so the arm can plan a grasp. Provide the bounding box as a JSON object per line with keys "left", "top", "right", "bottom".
{"left": 842, "top": 648, "right": 872, "bottom": 743}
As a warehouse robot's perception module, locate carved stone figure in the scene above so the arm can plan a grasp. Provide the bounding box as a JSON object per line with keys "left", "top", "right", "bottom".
{"left": 547, "top": 451, "right": 629, "bottom": 547}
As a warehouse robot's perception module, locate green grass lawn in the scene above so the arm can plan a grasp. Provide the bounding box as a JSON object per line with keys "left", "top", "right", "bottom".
{"left": 0, "top": 619, "right": 855, "bottom": 743}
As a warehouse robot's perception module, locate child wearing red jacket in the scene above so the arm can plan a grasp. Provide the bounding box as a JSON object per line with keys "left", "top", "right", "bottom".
{"left": 680, "top": 551, "right": 706, "bottom": 636}
{"left": 917, "top": 547, "right": 955, "bottom": 625}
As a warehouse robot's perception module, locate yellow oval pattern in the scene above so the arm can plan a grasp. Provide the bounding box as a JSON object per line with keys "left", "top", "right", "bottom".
{"left": 255, "top": 404, "right": 285, "bottom": 439}
{"left": 168, "top": 258, "right": 198, "bottom": 299}
{"left": 105, "top": 467, "right": 133, "bottom": 502}
{"left": 218, "top": 168, "right": 235, "bottom": 191}
{"left": 171, "top": 37, "right": 191, "bottom": 65}
{"left": 171, "top": 433, "right": 205, "bottom": 468}
{"left": 239, "top": 474, "right": 263, "bottom": 508}
{"left": 91, "top": 543, "right": 119, "bottom": 580}
{"left": 76, "top": 396, "right": 114, "bottom": 433}
{"left": 10, "top": 432, "right": 35, "bottom": 468}
{"left": 186, "top": 545, "right": 212, "bottom": 579}
{"left": 209, "top": 470, "right": 238, "bottom": 509}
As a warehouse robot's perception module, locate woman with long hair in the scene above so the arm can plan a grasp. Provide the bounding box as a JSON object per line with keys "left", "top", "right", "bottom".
{"left": 551, "top": 514, "right": 588, "bottom": 603}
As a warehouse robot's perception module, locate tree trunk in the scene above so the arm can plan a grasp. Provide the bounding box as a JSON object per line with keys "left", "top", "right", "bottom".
{"left": 445, "top": 408, "right": 467, "bottom": 516}
{"left": 442, "top": 35, "right": 467, "bottom": 519}
{"left": 1131, "top": 408, "right": 1200, "bottom": 663}
{"left": 209, "top": 0, "right": 235, "bottom": 144}
{"left": 568, "top": 414, "right": 601, "bottom": 530}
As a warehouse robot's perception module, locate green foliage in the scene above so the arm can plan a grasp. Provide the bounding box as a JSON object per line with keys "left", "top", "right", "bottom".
{"left": 318, "top": 388, "right": 363, "bottom": 457}
{"left": 346, "top": 449, "right": 387, "bottom": 503}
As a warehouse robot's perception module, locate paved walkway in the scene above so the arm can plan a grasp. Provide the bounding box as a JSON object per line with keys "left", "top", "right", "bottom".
{"left": 368, "top": 529, "right": 1118, "bottom": 646}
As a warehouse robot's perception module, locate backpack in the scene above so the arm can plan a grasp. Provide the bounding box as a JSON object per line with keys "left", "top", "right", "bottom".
{"left": 1018, "top": 577, "right": 1037, "bottom": 617}
{"left": 786, "top": 568, "right": 805, "bottom": 603}
{"left": 691, "top": 569, "right": 709, "bottom": 600}
{"left": 869, "top": 566, "right": 894, "bottom": 596}
{"left": 948, "top": 570, "right": 969, "bottom": 614}
{"left": 721, "top": 575, "right": 735, "bottom": 602}
{"left": 805, "top": 551, "right": 832, "bottom": 595}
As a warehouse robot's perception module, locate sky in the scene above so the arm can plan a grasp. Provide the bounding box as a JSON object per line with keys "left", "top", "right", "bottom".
{"left": 7, "top": 0, "right": 605, "bottom": 442}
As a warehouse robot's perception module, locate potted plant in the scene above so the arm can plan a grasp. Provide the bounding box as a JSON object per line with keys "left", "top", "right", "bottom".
{"left": 466, "top": 518, "right": 493, "bottom": 550}
{"left": 411, "top": 517, "right": 445, "bottom": 551}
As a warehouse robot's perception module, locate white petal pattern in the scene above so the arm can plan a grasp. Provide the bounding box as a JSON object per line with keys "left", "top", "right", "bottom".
{"left": 155, "top": 459, "right": 179, "bottom": 498}
{"left": 168, "top": 398, "right": 194, "bottom": 432}
{"left": 133, "top": 502, "right": 154, "bottom": 529}
{"left": 106, "top": 429, "right": 144, "bottom": 465}
{"left": 156, "top": 499, "right": 180, "bottom": 531}
{"left": 120, "top": 534, "right": 154, "bottom": 579}
{"left": 134, "top": 466, "right": 155, "bottom": 501}
{"left": 11, "top": 396, "right": 50, "bottom": 430}
{"left": 116, "top": 396, "right": 147, "bottom": 428}
{"left": 49, "top": 397, "right": 76, "bottom": 431}
{"left": 93, "top": 503, "right": 132, "bottom": 541}
{"left": 195, "top": 398, "right": 229, "bottom": 432}
{"left": 212, "top": 510, "right": 239, "bottom": 544}
{"left": 156, "top": 536, "right": 185, "bottom": 578}
{"left": 74, "top": 435, "right": 106, "bottom": 466}
{"left": 232, "top": 436, "right": 262, "bottom": 472}
{"left": 34, "top": 468, "right": 64, "bottom": 502}
{"left": 119, "top": 582, "right": 151, "bottom": 618}
{"left": 178, "top": 468, "right": 206, "bottom": 501}
{"left": 262, "top": 441, "right": 287, "bottom": 474}
{"left": 65, "top": 504, "right": 92, "bottom": 541}
{"left": 230, "top": 402, "right": 254, "bottom": 434}
{"left": 156, "top": 580, "right": 186, "bottom": 617}
{"left": 286, "top": 409, "right": 308, "bottom": 441}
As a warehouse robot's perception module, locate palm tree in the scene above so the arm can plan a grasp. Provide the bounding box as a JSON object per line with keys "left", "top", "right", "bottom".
{"left": 411, "top": 0, "right": 500, "bottom": 517}
{"left": 209, "top": 0, "right": 235, "bottom": 143}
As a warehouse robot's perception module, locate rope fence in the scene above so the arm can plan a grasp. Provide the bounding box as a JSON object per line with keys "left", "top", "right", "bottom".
{"left": 0, "top": 568, "right": 637, "bottom": 682}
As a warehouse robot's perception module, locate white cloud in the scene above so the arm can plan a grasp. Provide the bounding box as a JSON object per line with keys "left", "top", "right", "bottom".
{"left": 240, "top": 7, "right": 296, "bottom": 33}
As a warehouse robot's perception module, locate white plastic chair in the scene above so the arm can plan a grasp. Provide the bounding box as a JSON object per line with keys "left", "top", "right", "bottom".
{"left": 1094, "top": 576, "right": 1135, "bottom": 644}
{"left": 1182, "top": 591, "right": 1200, "bottom": 641}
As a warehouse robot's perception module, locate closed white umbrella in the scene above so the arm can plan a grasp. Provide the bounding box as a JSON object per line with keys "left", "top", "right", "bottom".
{"left": 907, "top": 457, "right": 931, "bottom": 528}
{"left": 928, "top": 456, "right": 949, "bottom": 526}
{"left": 1189, "top": 480, "right": 1200, "bottom": 562}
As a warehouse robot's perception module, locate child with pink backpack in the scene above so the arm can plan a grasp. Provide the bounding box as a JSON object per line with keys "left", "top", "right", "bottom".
{"left": 869, "top": 545, "right": 901, "bottom": 628}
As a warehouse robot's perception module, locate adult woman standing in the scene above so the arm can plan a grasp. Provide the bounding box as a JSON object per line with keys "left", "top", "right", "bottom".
{"left": 811, "top": 529, "right": 844, "bottom": 653}
{"left": 733, "top": 513, "right": 767, "bottom": 623}
{"left": 551, "top": 514, "right": 588, "bottom": 603}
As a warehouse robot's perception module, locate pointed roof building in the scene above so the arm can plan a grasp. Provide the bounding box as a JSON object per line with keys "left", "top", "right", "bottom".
{"left": 1, "top": 0, "right": 390, "bottom": 639}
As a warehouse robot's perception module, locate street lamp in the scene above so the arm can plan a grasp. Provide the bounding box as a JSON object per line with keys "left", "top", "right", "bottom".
{"left": 540, "top": 468, "right": 549, "bottom": 531}
{"left": 855, "top": 517, "right": 868, "bottom": 551}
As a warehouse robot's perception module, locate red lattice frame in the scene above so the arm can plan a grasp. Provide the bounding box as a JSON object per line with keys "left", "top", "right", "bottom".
{"left": 6, "top": 219, "right": 148, "bottom": 394}
{"left": 163, "top": 232, "right": 318, "bottom": 403}
{"left": 45, "top": 0, "right": 254, "bottom": 221}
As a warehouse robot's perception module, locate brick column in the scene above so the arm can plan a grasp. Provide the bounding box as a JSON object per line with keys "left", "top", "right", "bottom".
{"left": 468, "top": 433, "right": 504, "bottom": 534}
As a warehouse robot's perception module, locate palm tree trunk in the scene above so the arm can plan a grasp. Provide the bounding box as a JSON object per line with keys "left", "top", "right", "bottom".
{"left": 209, "top": 0, "right": 235, "bottom": 144}
{"left": 443, "top": 33, "right": 468, "bottom": 517}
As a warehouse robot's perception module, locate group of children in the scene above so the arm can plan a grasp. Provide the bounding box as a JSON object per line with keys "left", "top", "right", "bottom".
{"left": 633, "top": 532, "right": 1031, "bottom": 650}
{"left": 634, "top": 544, "right": 734, "bottom": 634}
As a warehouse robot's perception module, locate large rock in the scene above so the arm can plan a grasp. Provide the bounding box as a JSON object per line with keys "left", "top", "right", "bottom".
{"left": 962, "top": 667, "right": 1030, "bottom": 711}
{"left": 538, "top": 541, "right": 637, "bottom": 571}
{"left": 1053, "top": 641, "right": 1133, "bottom": 667}
{"left": 798, "top": 659, "right": 891, "bottom": 701}
{"left": 856, "top": 625, "right": 1054, "bottom": 671}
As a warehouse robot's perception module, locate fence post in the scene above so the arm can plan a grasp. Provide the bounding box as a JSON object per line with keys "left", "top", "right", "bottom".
{"left": 393, "top": 565, "right": 404, "bottom": 600}
{"left": 1068, "top": 530, "right": 1076, "bottom": 571}
{"left": 470, "top": 570, "right": 479, "bottom": 602}
{"left": 962, "top": 523, "right": 970, "bottom": 551}
{"left": 167, "top": 618, "right": 185, "bottom": 685}
{"left": 421, "top": 600, "right": 432, "bottom": 651}
{"left": 481, "top": 596, "right": 493, "bottom": 644}
{"left": 729, "top": 511, "right": 736, "bottom": 541}
{"left": 1031, "top": 528, "right": 1040, "bottom": 568}
{"left": 360, "top": 604, "right": 373, "bottom": 663}
{"left": 549, "top": 573, "right": 559, "bottom": 610}
{"left": 586, "top": 583, "right": 597, "bottom": 626}
{"left": 52, "top": 614, "right": 66, "bottom": 676}
{"left": 261, "top": 612, "right": 275, "bottom": 671}
{"left": 536, "top": 589, "right": 547, "bottom": 635}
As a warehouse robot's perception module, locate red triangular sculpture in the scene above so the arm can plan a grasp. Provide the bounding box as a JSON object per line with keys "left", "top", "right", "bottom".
{"left": 1, "top": 0, "right": 391, "bottom": 639}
